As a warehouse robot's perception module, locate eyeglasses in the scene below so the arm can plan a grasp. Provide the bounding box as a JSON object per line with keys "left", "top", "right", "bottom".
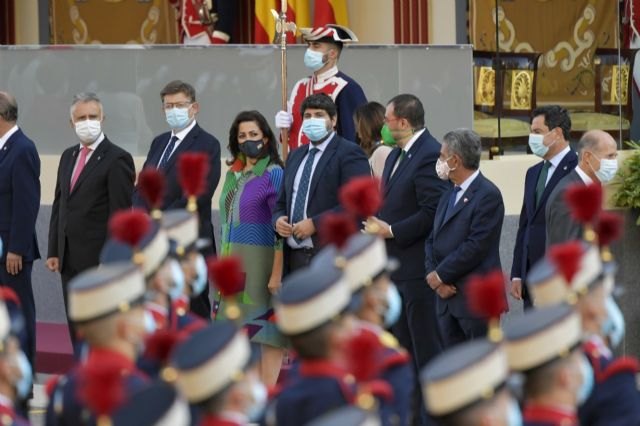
{"left": 163, "top": 102, "right": 192, "bottom": 110}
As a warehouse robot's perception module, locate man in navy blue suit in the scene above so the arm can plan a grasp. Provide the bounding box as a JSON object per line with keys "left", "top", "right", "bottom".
{"left": 425, "top": 128, "right": 504, "bottom": 348}
{"left": 510, "top": 106, "right": 578, "bottom": 308}
{"left": 365, "top": 94, "right": 449, "bottom": 425}
{"left": 0, "top": 91, "right": 40, "bottom": 369}
{"left": 273, "top": 93, "right": 370, "bottom": 274}
{"left": 134, "top": 80, "right": 221, "bottom": 319}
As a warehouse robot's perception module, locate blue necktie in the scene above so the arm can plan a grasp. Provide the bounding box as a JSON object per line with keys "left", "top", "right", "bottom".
{"left": 444, "top": 186, "right": 462, "bottom": 222}
{"left": 158, "top": 135, "right": 179, "bottom": 169}
{"left": 291, "top": 148, "right": 320, "bottom": 240}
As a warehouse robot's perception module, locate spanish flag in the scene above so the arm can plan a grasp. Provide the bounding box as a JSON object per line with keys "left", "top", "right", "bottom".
{"left": 313, "top": 0, "right": 349, "bottom": 27}
{"left": 254, "top": 0, "right": 311, "bottom": 44}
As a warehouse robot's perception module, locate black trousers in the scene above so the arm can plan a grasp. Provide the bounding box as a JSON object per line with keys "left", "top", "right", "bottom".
{"left": 391, "top": 278, "right": 442, "bottom": 426}
{"left": 0, "top": 261, "right": 36, "bottom": 370}
{"left": 60, "top": 254, "right": 81, "bottom": 357}
{"left": 288, "top": 247, "right": 317, "bottom": 274}
{"left": 437, "top": 306, "right": 488, "bottom": 349}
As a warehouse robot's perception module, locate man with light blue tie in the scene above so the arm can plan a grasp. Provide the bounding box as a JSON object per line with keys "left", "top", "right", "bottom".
{"left": 425, "top": 128, "right": 505, "bottom": 348}
{"left": 273, "top": 93, "right": 370, "bottom": 274}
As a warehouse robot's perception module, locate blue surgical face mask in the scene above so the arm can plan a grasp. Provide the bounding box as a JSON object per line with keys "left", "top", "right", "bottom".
{"left": 192, "top": 254, "right": 208, "bottom": 296}
{"left": 576, "top": 353, "right": 594, "bottom": 405}
{"left": 506, "top": 397, "right": 523, "bottom": 426}
{"left": 304, "top": 48, "right": 325, "bottom": 72}
{"left": 143, "top": 310, "right": 156, "bottom": 334}
{"left": 14, "top": 350, "right": 32, "bottom": 401}
{"left": 384, "top": 283, "right": 402, "bottom": 328}
{"left": 168, "top": 259, "right": 186, "bottom": 302}
{"left": 528, "top": 133, "right": 556, "bottom": 158}
{"left": 590, "top": 154, "right": 619, "bottom": 184}
{"left": 302, "top": 117, "right": 330, "bottom": 142}
{"left": 247, "top": 379, "right": 268, "bottom": 421}
{"left": 165, "top": 107, "right": 191, "bottom": 130}
{"left": 602, "top": 296, "right": 625, "bottom": 348}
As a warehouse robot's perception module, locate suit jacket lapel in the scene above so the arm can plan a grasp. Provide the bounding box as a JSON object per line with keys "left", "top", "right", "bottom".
{"left": 308, "top": 138, "right": 338, "bottom": 200}
{"left": 70, "top": 139, "right": 110, "bottom": 195}
{"left": 161, "top": 125, "right": 199, "bottom": 172}
{"left": 526, "top": 162, "right": 543, "bottom": 217}
{"left": 382, "top": 148, "right": 401, "bottom": 194}
{"left": 384, "top": 136, "right": 422, "bottom": 194}
{"left": 440, "top": 173, "right": 483, "bottom": 229}
{"left": 534, "top": 152, "right": 576, "bottom": 215}
{"left": 0, "top": 129, "right": 22, "bottom": 163}
{"left": 64, "top": 145, "right": 80, "bottom": 198}
{"left": 286, "top": 145, "right": 308, "bottom": 213}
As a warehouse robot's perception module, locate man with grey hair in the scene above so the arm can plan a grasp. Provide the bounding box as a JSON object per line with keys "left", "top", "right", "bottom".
{"left": 546, "top": 129, "right": 618, "bottom": 246}
{"left": 0, "top": 91, "right": 40, "bottom": 372}
{"left": 425, "top": 128, "right": 505, "bottom": 348}
{"left": 47, "top": 92, "right": 134, "bottom": 347}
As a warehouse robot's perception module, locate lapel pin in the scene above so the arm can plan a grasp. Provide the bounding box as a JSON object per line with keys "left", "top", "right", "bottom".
{"left": 563, "top": 166, "right": 567, "bottom": 170}
{"left": 463, "top": 198, "right": 469, "bottom": 203}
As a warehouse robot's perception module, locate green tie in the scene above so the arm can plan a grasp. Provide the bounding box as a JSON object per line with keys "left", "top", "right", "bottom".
{"left": 535, "top": 161, "right": 551, "bottom": 206}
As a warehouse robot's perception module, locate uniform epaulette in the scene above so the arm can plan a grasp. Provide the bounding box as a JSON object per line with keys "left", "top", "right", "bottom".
{"left": 598, "top": 356, "right": 640, "bottom": 384}
{"left": 379, "top": 330, "right": 400, "bottom": 349}
{"left": 361, "top": 379, "right": 394, "bottom": 403}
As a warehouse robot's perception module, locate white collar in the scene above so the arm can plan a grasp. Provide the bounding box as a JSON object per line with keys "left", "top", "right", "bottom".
{"left": 314, "top": 65, "right": 339, "bottom": 83}
{"left": 172, "top": 119, "right": 197, "bottom": 141}
{"left": 78, "top": 132, "right": 105, "bottom": 151}
{"left": 457, "top": 169, "right": 480, "bottom": 191}
{"left": 309, "top": 131, "right": 335, "bottom": 153}
{"left": 575, "top": 165, "right": 594, "bottom": 185}
{"left": 548, "top": 145, "right": 571, "bottom": 168}
{"left": 0, "top": 125, "right": 19, "bottom": 150}
{"left": 400, "top": 128, "right": 425, "bottom": 154}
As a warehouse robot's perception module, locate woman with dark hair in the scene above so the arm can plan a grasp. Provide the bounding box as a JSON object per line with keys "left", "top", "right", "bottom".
{"left": 217, "top": 110, "right": 285, "bottom": 386}
{"left": 354, "top": 101, "right": 395, "bottom": 178}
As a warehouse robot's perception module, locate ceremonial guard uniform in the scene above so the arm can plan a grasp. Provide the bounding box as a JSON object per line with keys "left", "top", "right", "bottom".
{"left": 169, "top": 322, "right": 265, "bottom": 426}
{"left": 266, "top": 251, "right": 357, "bottom": 426}
{"left": 45, "top": 262, "right": 150, "bottom": 425}
{"left": 169, "top": 0, "right": 234, "bottom": 44}
{"left": 277, "top": 25, "right": 367, "bottom": 150}
{"left": 111, "top": 382, "right": 191, "bottom": 426}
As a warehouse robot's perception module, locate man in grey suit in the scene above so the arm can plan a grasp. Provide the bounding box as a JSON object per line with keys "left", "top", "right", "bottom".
{"left": 545, "top": 130, "right": 618, "bottom": 246}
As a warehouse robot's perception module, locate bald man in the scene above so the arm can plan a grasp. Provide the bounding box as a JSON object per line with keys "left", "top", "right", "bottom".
{"left": 545, "top": 130, "right": 618, "bottom": 246}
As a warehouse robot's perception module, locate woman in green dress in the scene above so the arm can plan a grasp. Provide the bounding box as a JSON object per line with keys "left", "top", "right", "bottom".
{"left": 217, "top": 110, "right": 285, "bottom": 386}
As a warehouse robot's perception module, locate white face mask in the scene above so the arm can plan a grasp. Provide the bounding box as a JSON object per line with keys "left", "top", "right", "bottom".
{"left": 75, "top": 119, "right": 102, "bottom": 144}
{"left": 435, "top": 156, "right": 455, "bottom": 180}
{"left": 590, "top": 154, "right": 619, "bottom": 184}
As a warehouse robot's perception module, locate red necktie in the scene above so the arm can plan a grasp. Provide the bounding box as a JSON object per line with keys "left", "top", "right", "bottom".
{"left": 70, "top": 146, "right": 90, "bottom": 191}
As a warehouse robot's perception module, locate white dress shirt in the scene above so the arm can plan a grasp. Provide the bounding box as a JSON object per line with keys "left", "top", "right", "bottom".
{"left": 454, "top": 169, "right": 480, "bottom": 205}
{"left": 391, "top": 128, "right": 425, "bottom": 176}
{"left": 545, "top": 145, "right": 572, "bottom": 185}
{"left": 157, "top": 119, "right": 197, "bottom": 167}
{"left": 574, "top": 165, "right": 594, "bottom": 185}
{"left": 0, "top": 125, "right": 19, "bottom": 152}
{"left": 71, "top": 133, "right": 105, "bottom": 179}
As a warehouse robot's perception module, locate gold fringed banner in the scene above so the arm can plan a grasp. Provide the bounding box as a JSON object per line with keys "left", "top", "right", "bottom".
{"left": 51, "top": 0, "right": 179, "bottom": 44}
{"left": 469, "top": 0, "right": 617, "bottom": 106}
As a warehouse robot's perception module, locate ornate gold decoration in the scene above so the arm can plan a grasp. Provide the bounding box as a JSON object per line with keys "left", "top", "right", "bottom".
{"left": 609, "top": 64, "right": 629, "bottom": 105}
{"left": 510, "top": 70, "right": 533, "bottom": 110}
{"left": 544, "top": 4, "right": 596, "bottom": 72}
{"left": 476, "top": 66, "right": 496, "bottom": 107}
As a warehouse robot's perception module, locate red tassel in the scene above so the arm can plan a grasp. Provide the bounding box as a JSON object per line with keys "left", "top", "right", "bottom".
{"left": 345, "top": 328, "right": 381, "bottom": 382}
{"left": 595, "top": 212, "right": 623, "bottom": 248}
{"left": 109, "top": 209, "right": 151, "bottom": 247}
{"left": 137, "top": 168, "right": 166, "bottom": 210}
{"left": 178, "top": 153, "right": 210, "bottom": 198}
{"left": 77, "top": 358, "right": 125, "bottom": 417}
{"left": 0, "top": 287, "right": 21, "bottom": 307}
{"left": 45, "top": 375, "right": 60, "bottom": 397}
{"left": 143, "top": 329, "right": 179, "bottom": 364}
{"left": 339, "top": 176, "right": 383, "bottom": 218}
{"left": 207, "top": 256, "right": 244, "bottom": 297}
{"left": 548, "top": 241, "right": 583, "bottom": 284}
{"left": 466, "top": 270, "right": 507, "bottom": 319}
{"left": 564, "top": 183, "right": 603, "bottom": 224}
{"left": 319, "top": 212, "right": 357, "bottom": 249}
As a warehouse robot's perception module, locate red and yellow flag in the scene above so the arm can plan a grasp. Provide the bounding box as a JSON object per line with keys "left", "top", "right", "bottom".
{"left": 313, "top": 0, "right": 349, "bottom": 27}
{"left": 254, "top": 0, "right": 311, "bottom": 44}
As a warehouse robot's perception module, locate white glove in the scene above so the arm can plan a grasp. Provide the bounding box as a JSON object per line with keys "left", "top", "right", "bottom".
{"left": 275, "top": 110, "right": 293, "bottom": 129}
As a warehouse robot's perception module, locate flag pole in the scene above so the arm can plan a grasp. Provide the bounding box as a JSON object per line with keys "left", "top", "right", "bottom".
{"left": 272, "top": 1, "right": 296, "bottom": 162}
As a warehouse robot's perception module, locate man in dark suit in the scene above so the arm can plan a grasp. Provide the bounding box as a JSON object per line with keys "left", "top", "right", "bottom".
{"left": 0, "top": 92, "right": 41, "bottom": 368}
{"left": 47, "top": 92, "right": 135, "bottom": 343}
{"left": 273, "top": 93, "right": 370, "bottom": 273}
{"left": 134, "top": 80, "right": 221, "bottom": 319}
{"left": 365, "top": 94, "right": 449, "bottom": 425}
{"left": 510, "top": 106, "right": 578, "bottom": 308}
{"left": 425, "top": 128, "right": 504, "bottom": 348}
{"left": 546, "top": 129, "right": 618, "bottom": 246}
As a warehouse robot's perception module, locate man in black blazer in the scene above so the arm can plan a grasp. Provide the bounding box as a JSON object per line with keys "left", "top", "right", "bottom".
{"left": 47, "top": 93, "right": 135, "bottom": 342}
{"left": 510, "top": 106, "right": 578, "bottom": 308}
{"left": 365, "top": 94, "right": 449, "bottom": 425}
{"left": 273, "top": 93, "right": 370, "bottom": 273}
{"left": 134, "top": 80, "right": 221, "bottom": 319}
{"left": 425, "top": 129, "right": 504, "bottom": 348}
{"left": 0, "top": 92, "right": 41, "bottom": 368}
{"left": 546, "top": 129, "right": 618, "bottom": 247}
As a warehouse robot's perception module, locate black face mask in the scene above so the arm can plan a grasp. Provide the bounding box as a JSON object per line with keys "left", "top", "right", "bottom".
{"left": 238, "top": 139, "right": 265, "bottom": 158}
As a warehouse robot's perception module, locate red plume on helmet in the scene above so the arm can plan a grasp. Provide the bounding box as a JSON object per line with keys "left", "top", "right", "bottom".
{"left": 137, "top": 168, "right": 166, "bottom": 219}
{"left": 548, "top": 241, "right": 583, "bottom": 284}
{"left": 564, "top": 183, "right": 603, "bottom": 225}
{"left": 207, "top": 256, "right": 245, "bottom": 298}
{"left": 319, "top": 212, "right": 358, "bottom": 249}
{"left": 339, "top": 176, "right": 383, "bottom": 219}
{"left": 108, "top": 209, "right": 151, "bottom": 247}
{"left": 595, "top": 212, "right": 623, "bottom": 248}
{"left": 143, "top": 329, "right": 180, "bottom": 365}
{"left": 178, "top": 153, "right": 210, "bottom": 212}
{"left": 466, "top": 270, "right": 507, "bottom": 342}
{"left": 345, "top": 328, "right": 381, "bottom": 382}
{"left": 77, "top": 357, "right": 126, "bottom": 421}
